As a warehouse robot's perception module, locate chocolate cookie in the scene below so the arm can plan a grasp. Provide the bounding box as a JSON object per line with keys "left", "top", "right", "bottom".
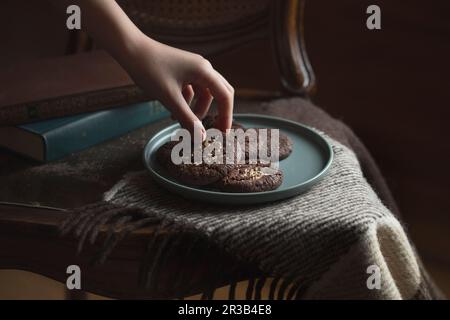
{"left": 156, "top": 137, "right": 242, "bottom": 186}
{"left": 275, "top": 130, "right": 293, "bottom": 160}
{"left": 202, "top": 114, "right": 244, "bottom": 130}
{"left": 166, "top": 161, "right": 234, "bottom": 186}
{"left": 216, "top": 165, "right": 283, "bottom": 193}
{"left": 242, "top": 128, "right": 293, "bottom": 163}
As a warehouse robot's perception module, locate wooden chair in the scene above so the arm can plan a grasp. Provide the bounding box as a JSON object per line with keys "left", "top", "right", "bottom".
{"left": 0, "top": 0, "right": 314, "bottom": 299}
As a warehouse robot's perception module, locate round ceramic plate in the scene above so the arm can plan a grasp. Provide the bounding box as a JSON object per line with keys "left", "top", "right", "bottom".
{"left": 143, "top": 114, "right": 333, "bottom": 205}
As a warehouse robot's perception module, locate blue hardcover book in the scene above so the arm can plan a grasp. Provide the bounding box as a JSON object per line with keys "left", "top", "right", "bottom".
{"left": 0, "top": 101, "right": 168, "bottom": 162}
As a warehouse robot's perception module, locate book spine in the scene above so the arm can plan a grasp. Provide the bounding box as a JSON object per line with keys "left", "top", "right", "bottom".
{"left": 43, "top": 101, "right": 169, "bottom": 161}
{"left": 0, "top": 85, "right": 147, "bottom": 126}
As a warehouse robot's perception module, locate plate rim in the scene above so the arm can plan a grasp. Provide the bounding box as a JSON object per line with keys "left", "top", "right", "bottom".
{"left": 143, "top": 113, "right": 333, "bottom": 199}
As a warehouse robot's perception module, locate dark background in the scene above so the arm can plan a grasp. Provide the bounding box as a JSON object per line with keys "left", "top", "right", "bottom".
{"left": 304, "top": 1, "right": 450, "bottom": 294}
{"left": 0, "top": 0, "right": 449, "bottom": 297}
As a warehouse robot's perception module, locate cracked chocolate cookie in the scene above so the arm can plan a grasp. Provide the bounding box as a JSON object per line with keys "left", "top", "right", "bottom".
{"left": 243, "top": 128, "right": 293, "bottom": 162}
{"left": 216, "top": 165, "right": 283, "bottom": 193}
{"left": 156, "top": 138, "right": 242, "bottom": 186}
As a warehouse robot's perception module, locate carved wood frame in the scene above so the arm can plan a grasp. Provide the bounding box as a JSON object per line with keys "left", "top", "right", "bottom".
{"left": 271, "top": 0, "right": 316, "bottom": 96}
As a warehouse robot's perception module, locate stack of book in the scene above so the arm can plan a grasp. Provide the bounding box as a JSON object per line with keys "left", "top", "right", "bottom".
{"left": 0, "top": 51, "right": 169, "bottom": 162}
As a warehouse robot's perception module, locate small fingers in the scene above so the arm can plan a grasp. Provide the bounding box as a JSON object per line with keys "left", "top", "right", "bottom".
{"left": 195, "top": 67, "right": 234, "bottom": 132}
{"left": 192, "top": 86, "right": 213, "bottom": 120}
{"left": 182, "top": 84, "right": 194, "bottom": 105}
{"left": 170, "top": 85, "right": 193, "bottom": 121}
{"left": 215, "top": 70, "right": 234, "bottom": 94}
{"left": 164, "top": 89, "right": 205, "bottom": 140}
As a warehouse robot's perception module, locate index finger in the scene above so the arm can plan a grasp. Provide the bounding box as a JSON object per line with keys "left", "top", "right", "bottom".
{"left": 195, "top": 69, "right": 234, "bottom": 132}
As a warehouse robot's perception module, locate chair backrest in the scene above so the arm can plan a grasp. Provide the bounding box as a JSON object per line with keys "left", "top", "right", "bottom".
{"left": 117, "top": 0, "right": 270, "bottom": 55}
{"left": 74, "top": 0, "right": 315, "bottom": 97}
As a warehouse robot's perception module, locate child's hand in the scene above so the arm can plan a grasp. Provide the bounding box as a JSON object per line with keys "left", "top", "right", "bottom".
{"left": 123, "top": 36, "right": 234, "bottom": 137}
{"left": 52, "top": 0, "right": 234, "bottom": 138}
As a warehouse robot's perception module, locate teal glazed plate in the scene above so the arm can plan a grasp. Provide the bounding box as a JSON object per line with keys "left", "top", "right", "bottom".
{"left": 143, "top": 114, "right": 333, "bottom": 205}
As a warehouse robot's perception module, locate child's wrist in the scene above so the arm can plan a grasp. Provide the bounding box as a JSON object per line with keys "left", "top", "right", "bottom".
{"left": 107, "top": 28, "right": 155, "bottom": 71}
{"left": 115, "top": 29, "right": 149, "bottom": 60}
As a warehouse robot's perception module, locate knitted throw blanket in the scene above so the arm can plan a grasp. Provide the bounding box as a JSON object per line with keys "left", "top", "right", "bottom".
{"left": 61, "top": 134, "right": 438, "bottom": 300}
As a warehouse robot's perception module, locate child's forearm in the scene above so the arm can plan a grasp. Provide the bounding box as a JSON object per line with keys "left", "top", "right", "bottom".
{"left": 49, "top": 0, "right": 234, "bottom": 135}
{"left": 51, "top": 0, "right": 146, "bottom": 65}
